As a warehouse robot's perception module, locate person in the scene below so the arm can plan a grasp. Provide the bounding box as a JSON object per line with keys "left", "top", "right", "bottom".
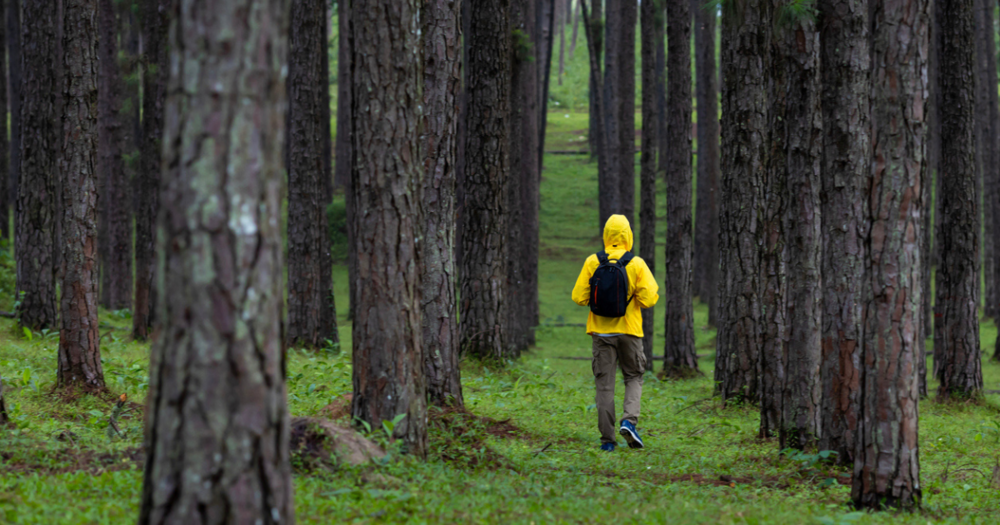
{"left": 572, "top": 215, "right": 659, "bottom": 451}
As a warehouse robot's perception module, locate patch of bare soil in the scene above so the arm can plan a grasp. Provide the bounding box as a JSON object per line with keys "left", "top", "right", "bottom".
{"left": 0, "top": 447, "right": 144, "bottom": 476}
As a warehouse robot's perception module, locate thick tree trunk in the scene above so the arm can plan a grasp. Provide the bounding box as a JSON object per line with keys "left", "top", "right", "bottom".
{"left": 6, "top": 0, "right": 20, "bottom": 216}
{"left": 662, "top": 0, "right": 696, "bottom": 379}
{"left": 58, "top": 0, "right": 102, "bottom": 391}
{"left": 639, "top": 0, "right": 658, "bottom": 367}
{"left": 423, "top": 0, "right": 463, "bottom": 406}
{"left": 133, "top": 0, "right": 167, "bottom": 342}
{"left": 349, "top": 0, "right": 427, "bottom": 455}
{"left": 138, "top": 0, "right": 294, "bottom": 521}
{"left": 287, "top": 0, "right": 337, "bottom": 348}
{"left": 819, "top": 0, "right": 869, "bottom": 465}
{"left": 693, "top": 1, "right": 719, "bottom": 324}
{"left": 0, "top": 0, "right": 8, "bottom": 241}
{"left": 716, "top": 0, "right": 769, "bottom": 404}
{"left": 778, "top": 16, "right": 822, "bottom": 450}
{"left": 461, "top": 0, "right": 511, "bottom": 361}
{"left": 853, "top": 0, "right": 927, "bottom": 509}
{"left": 934, "top": 0, "right": 982, "bottom": 399}
{"left": 16, "top": 0, "right": 58, "bottom": 331}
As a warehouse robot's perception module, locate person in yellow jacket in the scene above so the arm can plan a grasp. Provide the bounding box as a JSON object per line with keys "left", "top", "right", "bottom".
{"left": 572, "top": 215, "right": 659, "bottom": 451}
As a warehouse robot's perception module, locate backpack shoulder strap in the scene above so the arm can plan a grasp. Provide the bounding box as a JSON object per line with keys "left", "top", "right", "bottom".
{"left": 619, "top": 251, "right": 635, "bottom": 267}
{"left": 596, "top": 251, "right": 610, "bottom": 265}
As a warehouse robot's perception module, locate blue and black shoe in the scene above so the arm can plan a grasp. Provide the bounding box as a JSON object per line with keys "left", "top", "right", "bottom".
{"left": 619, "top": 420, "right": 644, "bottom": 449}
{"left": 600, "top": 442, "right": 616, "bottom": 452}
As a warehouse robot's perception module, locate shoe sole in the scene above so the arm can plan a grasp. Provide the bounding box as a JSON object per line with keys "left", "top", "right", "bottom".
{"left": 619, "top": 426, "right": 644, "bottom": 449}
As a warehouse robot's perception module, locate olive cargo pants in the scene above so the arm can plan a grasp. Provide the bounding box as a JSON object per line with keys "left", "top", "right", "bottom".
{"left": 592, "top": 334, "right": 646, "bottom": 444}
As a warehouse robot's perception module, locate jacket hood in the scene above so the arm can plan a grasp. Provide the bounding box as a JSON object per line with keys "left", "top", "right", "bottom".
{"left": 603, "top": 214, "right": 633, "bottom": 252}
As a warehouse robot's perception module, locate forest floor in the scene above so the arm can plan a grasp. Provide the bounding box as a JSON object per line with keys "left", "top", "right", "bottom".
{"left": 1, "top": 113, "right": 1000, "bottom": 524}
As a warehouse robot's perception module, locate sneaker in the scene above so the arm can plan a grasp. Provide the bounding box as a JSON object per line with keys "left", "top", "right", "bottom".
{"left": 600, "top": 442, "right": 616, "bottom": 452}
{"left": 619, "top": 420, "right": 644, "bottom": 449}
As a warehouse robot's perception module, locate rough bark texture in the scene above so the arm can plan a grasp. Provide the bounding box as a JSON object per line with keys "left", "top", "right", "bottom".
{"left": 600, "top": 0, "right": 621, "bottom": 227}
{"left": 0, "top": 0, "right": 8, "bottom": 241}
{"left": 349, "top": 0, "right": 427, "bottom": 456}
{"left": 716, "top": 0, "right": 769, "bottom": 404}
{"left": 853, "top": 0, "right": 927, "bottom": 509}
{"left": 779, "top": 17, "right": 823, "bottom": 450}
{"left": 58, "top": 0, "right": 103, "bottom": 391}
{"left": 16, "top": 0, "right": 58, "bottom": 331}
{"left": 934, "top": 0, "right": 982, "bottom": 399}
{"left": 7, "top": 0, "right": 20, "bottom": 214}
{"left": 639, "top": 0, "right": 658, "bottom": 366}
{"left": 616, "top": 0, "right": 636, "bottom": 224}
{"left": 287, "top": 0, "right": 337, "bottom": 348}
{"left": 423, "top": 0, "right": 464, "bottom": 406}
{"left": 662, "top": 0, "right": 696, "bottom": 378}
{"left": 133, "top": 0, "right": 167, "bottom": 341}
{"left": 138, "top": 0, "right": 294, "bottom": 521}
{"left": 460, "top": 0, "right": 511, "bottom": 361}
{"left": 582, "top": 0, "right": 609, "bottom": 235}
{"left": 974, "top": 0, "right": 997, "bottom": 318}
{"left": 693, "top": 2, "right": 719, "bottom": 325}
{"left": 819, "top": 0, "right": 869, "bottom": 465}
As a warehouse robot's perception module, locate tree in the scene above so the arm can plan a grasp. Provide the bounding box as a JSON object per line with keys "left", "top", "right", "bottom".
{"left": 557, "top": 0, "right": 566, "bottom": 85}
{"left": 582, "top": 0, "right": 609, "bottom": 233}
{"left": 138, "top": 0, "right": 293, "bottom": 521}
{"left": 853, "top": 0, "right": 927, "bottom": 509}
{"left": 974, "top": 0, "right": 997, "bottom": 318}
{"left": 460, "top": 0, "right": 511, "bottom": 361}
{"left": 133, "top": 0, "right": 168, "bottom": 341}
{"left": 6, "top": 0, "right": 20, "bottom": 218}
{"left": 934, "top": 0, "right": 982, "bottom": 399}
{"left": 98, "top": 0, "right": 132, "bottom": 312}
{"left": 423, "top": 0, "right": 464, "bottom": 406}
{"left": 600, "top": 0, "right": 622, "bottom": 228}
{"left": 16, "top": 0, "right": 58, "bottom": 331}
{"left": 716, "top": 0, "right": 770, "bottom": 404}
{"left": 286, "top": 0, "right": 338, "bottom": 348}
{"left": 693, "top": 1, "right": 719, "bottom": 324}
{"left": 350, "top": 0, "right": 428, "bottom": 456}
{"left": 604, "top": 0, "right": 636, "bottom": 225}
{"left": 639, "top": 0, "right": 658, "bottom": 366}
{"left": 0, "top": 0, "right": 8, "bottom": 241}
{"left": 662, "top": 0, "right": 696, "bottom": 379}
{"left": 336, "top": 0, "right": 357, "bottom": 325}
{"left": 818, "top": 0, "right": 869, "bottom": 465}
{"left": 58, "top": 0, "right": 103, "bottom": 391}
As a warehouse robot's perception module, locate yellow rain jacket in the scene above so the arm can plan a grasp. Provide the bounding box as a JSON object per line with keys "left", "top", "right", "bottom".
{"left": 572, "top": 215, "right": 659, "bottom": 337}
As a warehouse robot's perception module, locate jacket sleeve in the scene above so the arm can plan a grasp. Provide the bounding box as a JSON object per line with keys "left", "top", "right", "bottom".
{"left": 632, "top": 259, "right": 660, "bottom": 309}
{"left": 572, "top": 256, "right": 598, "bottom": 306}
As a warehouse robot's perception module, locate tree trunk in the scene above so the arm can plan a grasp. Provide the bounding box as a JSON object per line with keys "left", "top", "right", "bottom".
{"left": 655, "top": 1, "right": 667, "bottom": 180}
{"left": 778, "top": 16, "right": 822, "bottom": 450}
{"left": 557, "top": 0, "right": 565, "bottom": 85}
{"left": 569, "top": 0, "right": 579, "bottom": 61}
{"left": 0, "top": 374, "right": 7, "bottom": 423}
{"left": 614, "top": 0, "right": 635, "bottom": 225}
{"left": 853, "top": 0, "right": 927, "bottom": 509}
{"left": 461, "top": 0, "right": 511, "bottom": 361}
{"left": 974, "top": 0, "right": 997, "bottom": 318}
{"left": 586, "top": 0, "right": 601, "bottom": 160}
{"left": 537, "top": 0, "right": 556, "bottom": 172}
{"left": 0, "top": 0, "right": 8, "bottom": 241}
{"left": 336, "top": 0, "right": 356, "bottom": 325}
{"left": 693, "top": 1, "right": 719, "bottom": 324}
{"left": 138, "top": 0, "right": 294, "bottom": 521}
{"left": 16, "top": 0, "right": 58, "bottom": 331}
{"left": 716, "top": 0, "right": 769, "bottom": 404}
{"left": 7, "top": 0, "right": 20, "bottom": 217}
{"left": 133, "top": 0, "right": 167, "bottom": 341}
{"left": 423, "top": 0, "right": 464, "bottom": 407}
{"left": 58, "top": 0, "right": 103, "bottom": 391}
{"left": 924, "top": 0, "right": 939, "bottom": 341}
{"left": 639, "top": 0, "right": 658, "bottom": 367}
{"left": 934, "top": 0, "right": 982, "bottom": 399}
{"left": 819, "top": 0, "right": 869, "bottom": 465}
{"left": 662, "top": 0, "right": 696, "bottom": 379}
{"left": 600, "top": 0, "right": 621, "bottom": 227}
{"left": 287, "top": 0, "right": 337, "bottom": 349}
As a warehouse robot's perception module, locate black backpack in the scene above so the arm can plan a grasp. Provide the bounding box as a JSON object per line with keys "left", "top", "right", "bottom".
{"left": 588, "top": 251, "right": 634, "bottom": 318}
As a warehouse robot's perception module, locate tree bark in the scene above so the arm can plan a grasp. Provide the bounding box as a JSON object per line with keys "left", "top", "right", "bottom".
{"left": 600, "top": 0, "right": 622, "bottom": 227}
{"left": 716, "top": 0, "right": 769, "bottom": 404}
{"left": 339, "top": 0, "right": 357, "bottom": 322}
{"left": 6, "top": 0, "right": 20, "bottom": 217}
{"left": 423, "top": 0, "right": 463, "bottom": 407}
{"left": 138, "top": 0, "right": 294, "bottom": 521}
{"left": 537, "top": 0, "right": 556, "bottom": 172}
{"left": 583, "top": 0, "right": 610, "bottom": 234}
{"left": 557, "top": 0, "right": 565, "bottom": 85}
{"left": 58, "top": 0, "right": 103, "bottom": 391}
{"left": 611, "top": 0, "right": 635, "bottom": 225}
{"left": 934, "top": 0, "right": 982, "bottom": 399}
{"left": 287, "top": 0, "right": 337, "bottom": 349}
{"left": 662, "top": 0, "right": 696, "bottom": 379}
{"left": 349, "top": 0, "right": 428, "bottom": 455}
{"left": 853, "top": 0, "right": 927, "bottom": 509}
{"left": 924, "top": 0, "right": 939, "bottom": 342}
{"left": 639, "top": 0, "right": 658, "bottom": 367}
{"left": 133, "top": 0, "right": 167, "bottom": 341}
{"left": 0, "top": 0, "right": 8, "bottom": 241}
{"left": 16, "top": 0, "right": 58, "bottom": 331}
{"left": 693, "top": 1, "right": 719, "bottom": 324}
{"left": 974, "top": 0, "right": 997, "bottom": 318}
{"left": 819, "top": 0, "right": 869, "bottom": 465}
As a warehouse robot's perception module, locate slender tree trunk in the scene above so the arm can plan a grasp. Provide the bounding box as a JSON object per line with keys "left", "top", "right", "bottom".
{"left": 423, "top": 0, "right": 463, "bottom": 407}
{"left": 337, "top": 0, "right": 356, "bottom": 322}
{"left": 16, "top": 0, "right": 58, "bottom": 331}
{"left": 779, "top": 15, "right": 822, "bottom": 450}
{"left": 935, "top": 0, "right": 982, "bottom": 399}
{"left": 58, "top": 0, "right": 102, "bottom": 391}
{"left": 974, "top": 0, "right": 996, "bottom": 318}
{"left": 557, "top": 0, "right": 566, "bottom": 85}
{"left": 924, "top": 0, "right": 939, "bottom": 341}
{"left": 853, "top": 0, "right": 927, "bottom": 509}
{"left": 600, "top": 0, "right": 621, "bottom": 226}
{"left": 515, "top": 0, "right": 541, "bottom": 348}
{"left": 662, "top": 0, "right": 696, "bottom": 378}
{"left": 350, "top": 0, "right": 428, "bottom": 455}
{"left": 716, "top": 0, "right": 769, "bottom": 404}
{"left": 0, "top": 0, "right": 8, "bottom": 241}
{"left": 537, "top": 0, "right": 556, "bottom": 172}
{"left": 287, "top": 0, "right": 337, "bottom": 348}
{"left": 461, "top": 0, "right": 511, "bottom": 361}
{"left": 133, "top": 0, "right": 167, "bottom": 342}
{"left": 693, "top": 1, "right": 719, "bottom": 324}
{"left": 655, "top": 1, "right": 667, "bottom": 180}
{"left": 981, "top": 0, "right": 999, "bottom": 319}
{"left": 569, "top": 0, "right": 580, "bottom": 61}
{"left": 138, "top": 0, "right": 294, "bottom": 521}
{"left": 819, "top": 0, "right": 869, "bottom": 465}
{"left": 584, "top": 0, "right": 611, "bottom": 232}
{"left": 616, "top": 0, "right": 636, "bottom": 224}
{"left": 6, "top": 0, "right": 20, "bottom": 217}
{"left": 639, "top": 0, "right": 658, "bottom": 367}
